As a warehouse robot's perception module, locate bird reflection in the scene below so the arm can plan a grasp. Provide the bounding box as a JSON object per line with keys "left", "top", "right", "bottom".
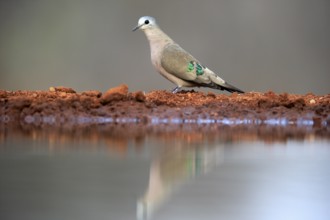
{"left": 137, "top": 143, "right": 224, "bottom": 220}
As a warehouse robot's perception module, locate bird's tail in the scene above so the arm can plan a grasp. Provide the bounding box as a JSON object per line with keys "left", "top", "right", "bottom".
{"left": 220, "top": 82, "right": 244, "bottom": 93}
{"left": 204, "top": 81, "right": 244, "bottom": 93}
{"left": 207, "top": 74, "right": 244, "bottom": 93}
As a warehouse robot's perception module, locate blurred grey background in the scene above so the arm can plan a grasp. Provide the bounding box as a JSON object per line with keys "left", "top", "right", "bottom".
{"left": 0, "top": 0, "right": 329, "bottom": 94}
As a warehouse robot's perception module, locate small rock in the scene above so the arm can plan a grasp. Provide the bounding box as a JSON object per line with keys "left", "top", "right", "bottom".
{"left": 81, "top": 90, "right": 102, "bottom": 98}
{"left": 101, "top": 84, "right": 129, "bottom": 104}
{"left": 207, "top": 92, "right": 216, "bottom": 98}
{"left": 309, "top": 99, "right": 316, "bottom": 104}
{"left": 132, "top": 91, "right": 146, "bottom": 102}
{"left": 49, "top": 86, "right": 76, "bottom": 93}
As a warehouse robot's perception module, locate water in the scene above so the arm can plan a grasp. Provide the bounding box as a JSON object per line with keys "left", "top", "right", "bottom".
{"left": 0, "top": 124, "right": 329, "bottom": 220}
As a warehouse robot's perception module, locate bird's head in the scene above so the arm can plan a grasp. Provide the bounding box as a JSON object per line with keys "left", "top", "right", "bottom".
{"left": 132, "top": 16, "right": 157, "bottom": 31}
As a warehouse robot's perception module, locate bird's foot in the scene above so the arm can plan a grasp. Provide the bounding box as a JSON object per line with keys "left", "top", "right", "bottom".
{"left": 171, "top": 86, "right": 181, "bottom": 94}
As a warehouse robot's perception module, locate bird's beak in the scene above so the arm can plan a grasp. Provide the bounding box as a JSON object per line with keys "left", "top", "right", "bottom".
{"left": 132, "top": 24, "right": 143, "bottom": 32}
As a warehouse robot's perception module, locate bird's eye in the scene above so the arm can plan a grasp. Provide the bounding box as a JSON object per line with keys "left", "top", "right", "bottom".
{"left": 144, "top": 20, "right": 149, "bottom": 24}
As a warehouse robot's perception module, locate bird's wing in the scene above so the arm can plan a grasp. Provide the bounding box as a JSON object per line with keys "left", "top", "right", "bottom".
{"left": 160, "top": 44, "right": 200, "bottom": 80}
{"left": 160, "top": 44, "right": 244, "bottom": 93}
{"left": 160, "top": 44, "right": 220, "bottom": 84}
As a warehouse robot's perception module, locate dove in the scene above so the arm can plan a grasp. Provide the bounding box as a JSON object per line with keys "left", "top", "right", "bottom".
{"left": 133, "top": 16, "right": 244, "bottom": 94}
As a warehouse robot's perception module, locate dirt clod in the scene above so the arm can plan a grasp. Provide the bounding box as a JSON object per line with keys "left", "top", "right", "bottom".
{"left": 101, "top": 84, "right": 128, "bottom": 104}
{"left": 49, "top": 86, "right": 76, "bottom": 93}
{"left": 81, "top": 90, "right": 102, "bottom": 98}
{"left": 132, "top": 91, "right": 146, "bottom": 102}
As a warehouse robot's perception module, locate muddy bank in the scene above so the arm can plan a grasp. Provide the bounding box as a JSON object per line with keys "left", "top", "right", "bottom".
{"left": 0, "top": 84, "right": 329, "bottom": 127}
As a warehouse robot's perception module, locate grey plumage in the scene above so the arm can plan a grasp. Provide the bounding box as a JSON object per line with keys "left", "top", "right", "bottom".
{"left": 133, "top": 16, "right": 244, "bottom": 94}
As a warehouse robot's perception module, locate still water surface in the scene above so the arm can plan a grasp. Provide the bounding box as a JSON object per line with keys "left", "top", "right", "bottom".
{"left": 0, "top": 124, "right": 329, "bottom": 220}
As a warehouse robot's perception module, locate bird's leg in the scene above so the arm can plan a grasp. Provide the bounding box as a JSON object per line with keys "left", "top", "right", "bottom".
{"left": 171, "top": 86, "right": 181, "bottom": 94}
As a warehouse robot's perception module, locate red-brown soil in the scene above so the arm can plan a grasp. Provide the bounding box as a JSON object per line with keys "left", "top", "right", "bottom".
{"left": 0, "top": 84, "right": 329, "bottom": 128}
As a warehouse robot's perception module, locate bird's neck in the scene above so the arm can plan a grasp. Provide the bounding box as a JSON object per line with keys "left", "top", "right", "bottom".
{"left": 144, "top": 27, "right": 174, "bottom": 46}
{"left": 144, "top": 27, "right": 174, "bottom": 65}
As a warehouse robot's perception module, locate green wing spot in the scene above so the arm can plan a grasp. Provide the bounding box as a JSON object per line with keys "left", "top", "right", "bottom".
{"left": 196, "top": 63, "right": 204, "bottom": 75}
{"left": 187, "top": 61, "right": 194, "bottom": 72}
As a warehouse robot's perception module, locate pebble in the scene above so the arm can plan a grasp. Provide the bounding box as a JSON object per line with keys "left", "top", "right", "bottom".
{"left": 309, "top": 99, "right": 316, "bottom": 104}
